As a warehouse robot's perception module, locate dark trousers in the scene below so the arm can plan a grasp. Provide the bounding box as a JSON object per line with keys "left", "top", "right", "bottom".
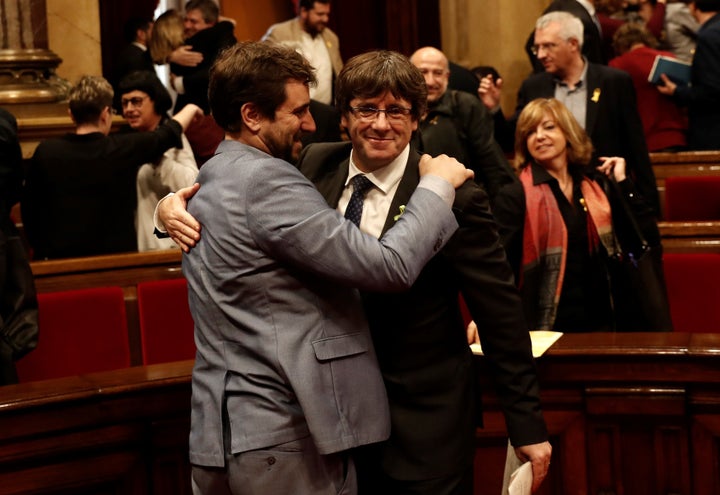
{"left": 354, "top": 444, "right": 473, "bottom": 495}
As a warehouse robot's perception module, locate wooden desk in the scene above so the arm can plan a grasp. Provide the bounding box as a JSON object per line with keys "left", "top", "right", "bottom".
{"left": 2, "top": 334, "right": 719, "bottom": 494}
{"left": 475, "top": 332, "right": 720, "bottom": 495}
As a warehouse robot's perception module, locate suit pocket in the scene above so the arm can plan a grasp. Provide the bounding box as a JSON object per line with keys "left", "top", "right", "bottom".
{"left": 311, "top": 332, "right": 369, "bottom": 362}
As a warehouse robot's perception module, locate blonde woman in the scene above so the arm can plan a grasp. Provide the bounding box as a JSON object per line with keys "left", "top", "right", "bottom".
{"left": 149, "top": 9, "right": 187, "bottom": 65}
{"left": 492, "top": 98, "right": 663, "bottom": 332}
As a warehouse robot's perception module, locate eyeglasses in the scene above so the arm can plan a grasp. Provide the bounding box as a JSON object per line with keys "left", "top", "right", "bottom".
{"left": 531, "top": 42, "right": 560, "bottom": 56}
{"left": 121, "top": 96, "right": 149, "bottom": 108}
{"left": 350, "top": 106, "right": 412, "bottom": 121}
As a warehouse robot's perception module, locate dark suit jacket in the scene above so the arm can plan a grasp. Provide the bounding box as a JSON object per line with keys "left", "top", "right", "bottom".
{"left": 526, "top": 0, "right": 606, "bottom": 72}
{"left": 298, "top": 142, "right": 548, "bottom": 480}
{"left": 173, "top": 21, "right": 236, "bottom": 114}
{"left": 495, "top": 63, "right": 660, "bottom": 215}
{"left": 674, "top": 12, "right": 720, "bottom": 150}
{"left": 302, "top": 100, "right": 342, "bottom": 147}
{"left": 0, "top": 108, "right": 21, "bottom": 226}
{"left": 111, "top": 43, "right": 154, "bottom": 110}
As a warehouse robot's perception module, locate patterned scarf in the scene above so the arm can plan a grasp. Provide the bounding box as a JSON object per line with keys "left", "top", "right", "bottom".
{"left": 519, "top": 166, "right": 615, "bottom": 329}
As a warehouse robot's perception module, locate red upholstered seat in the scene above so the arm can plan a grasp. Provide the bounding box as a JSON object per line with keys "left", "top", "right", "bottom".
{"left": 664, "top": 176, "right": 720, "bottom": 221}
{"left": 663, "top": 253, "right": 720, "bottom": 333}
{"left": 137, "top": 278, "right": 195, "bottom": 365}
{"left": 15, "top": 286, "right": 131, "bottom": 382}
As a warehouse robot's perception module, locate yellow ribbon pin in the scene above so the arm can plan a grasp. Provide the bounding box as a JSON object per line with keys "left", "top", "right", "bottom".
{"left": 591, "top": 88, "right": 601, "bottom": 103}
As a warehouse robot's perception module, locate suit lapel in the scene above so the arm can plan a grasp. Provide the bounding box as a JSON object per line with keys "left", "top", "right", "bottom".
{"left": 585, "top": 64, "right": 601, "bottom": 137}
{"left": 380, "top": 151, "right": 421, "bottom": 236}
{"left": 313, "top": 157, "right": 349, "bottom": 209}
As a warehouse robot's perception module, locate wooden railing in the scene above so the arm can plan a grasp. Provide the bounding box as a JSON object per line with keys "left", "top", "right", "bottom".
{"left": 659, "top": 220, "right": 720, "bottom": 253}
{"left": 1, "top": 333, "right": 719, "bottom": 494}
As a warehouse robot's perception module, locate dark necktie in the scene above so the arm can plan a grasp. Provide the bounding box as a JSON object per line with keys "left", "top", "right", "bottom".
{"left": 344, "top": 174, "right": 374, "bottom": 227}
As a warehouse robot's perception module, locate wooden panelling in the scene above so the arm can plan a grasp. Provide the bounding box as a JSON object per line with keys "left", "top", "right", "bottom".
{"left": 3, "top": 334, "right": 720, "bottom": 494}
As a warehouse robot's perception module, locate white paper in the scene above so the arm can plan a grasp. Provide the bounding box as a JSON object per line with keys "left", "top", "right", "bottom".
{"left": 508, "top": 461, "right": 533, "bottom": 495}
{"left": 500, "top": 440, "right": 533, "bottom": 495}
{"left": 471, "top": 330, "right": 563, "bottom": 358}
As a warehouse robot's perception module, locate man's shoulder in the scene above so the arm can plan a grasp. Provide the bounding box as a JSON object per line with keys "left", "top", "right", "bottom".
{"left": 262, "top": 18, "right": 298, "bottom": 41}
{"left": 589, "top": 63, "right": 633, "bottom": 86}
{"left": 545, "top": 0, "right": 586, "bottom": 15}
{"left": 299, "top": 141, "right": 352, "bottom": 170}
{"left": 321, "top": 26, "right": 340, "bottom": 44}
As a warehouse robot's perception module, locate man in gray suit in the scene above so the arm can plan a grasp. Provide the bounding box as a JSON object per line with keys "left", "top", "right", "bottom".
{"left": 162, "top": 49, "right": 552, "bottom": 494}
{"left": 178, "top": 41, "right": 472, "bottom": 495}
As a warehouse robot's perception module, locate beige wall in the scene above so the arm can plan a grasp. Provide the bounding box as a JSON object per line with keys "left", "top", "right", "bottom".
{"left": 222, "top": 0, "right": 293, "bottom": 42}
{"left": 440, "top": 0, "right": 548, "bottom": 113}
{"left": 47, "top": 0, "right": 102, "bottom": 84}
{"left": 44, "top": 0, "right": 548, "bottom": 106}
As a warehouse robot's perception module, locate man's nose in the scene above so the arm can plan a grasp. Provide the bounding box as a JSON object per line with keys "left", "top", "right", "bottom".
{"left": 372, "top": 111, "right": 391, "bottom": 129}
{"left": 303, "top": 112, "right": 317, "bottom": 133}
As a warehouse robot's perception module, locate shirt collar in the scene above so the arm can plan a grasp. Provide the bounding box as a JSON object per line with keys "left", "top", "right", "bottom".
{"left": 553, "top": 57, "right": 589, "bottom": 88}
{"left": 346, "top": 144, "right": 410, "bottom": 194}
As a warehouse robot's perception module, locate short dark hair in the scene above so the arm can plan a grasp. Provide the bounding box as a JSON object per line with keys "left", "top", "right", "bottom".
{"left": 185, "top": 0, "right": 219, "bottom": 23}
{"left": 335, "top": 50, "right": 428, "bottom": 121}
{"left": 123, "top": 17, "right": 152, "bottom": 44}
{"left": 209, "top": 41, "right": 317, "bottom": 133}
{"left": 118, "top": 70, "right": 173, "bottom": 116}
{"left": 299, "top": 0, "right": 330, "bottom": 11}
{"left": 692, "top": 0, "right": 720, "bottom": 12}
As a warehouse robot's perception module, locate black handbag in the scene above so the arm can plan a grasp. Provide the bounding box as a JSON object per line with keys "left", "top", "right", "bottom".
{"left": 602, "top": 178, "right": 674, "bottom": 332}
{"left": 0, "top": 226, "right": 39, "bottom": 384}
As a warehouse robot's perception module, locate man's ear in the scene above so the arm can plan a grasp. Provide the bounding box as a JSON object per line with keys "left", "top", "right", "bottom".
{"left": 241, "top": 102, "right": 263, "bottom": 132}
{"left": 569, "top": 37, "right": 581, "bottom": 52}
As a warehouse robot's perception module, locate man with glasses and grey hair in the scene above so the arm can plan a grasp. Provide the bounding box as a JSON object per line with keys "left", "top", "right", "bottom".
{"left": 526, "top": 0, "right": 606, "bottom": 71}
{"left": 480, "top": 10, "right": 660, "bottom": 215}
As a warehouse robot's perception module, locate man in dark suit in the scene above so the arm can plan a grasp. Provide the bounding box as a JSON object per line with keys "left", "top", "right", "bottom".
{"left": 658, "top": 0, "right": 720, "bottom": 150}
{"left": 526, "top": 0, "right": 606, "bottom": 71}
{"left": 481, "top": 11, "right": 660, "bottom": 214}
{"left": 158, "top": 49, "right": 552, "bottom": 495}
{"left": 111, "top": 17, "right": 155, "bottom": 111}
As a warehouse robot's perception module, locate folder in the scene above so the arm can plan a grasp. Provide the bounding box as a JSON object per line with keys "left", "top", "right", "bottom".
{"left": 648, "top": 55, "right": 691, "bottom": 86}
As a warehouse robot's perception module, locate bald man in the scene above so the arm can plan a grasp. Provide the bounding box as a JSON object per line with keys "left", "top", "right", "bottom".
{"left": 410, "top": 46, "right": 516, "bottom": 201}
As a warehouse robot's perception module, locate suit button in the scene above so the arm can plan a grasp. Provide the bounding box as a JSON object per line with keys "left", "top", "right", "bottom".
{"left": 267, "top": 456, "right": 276, "bottom": 465}
{"left": 434, "top": 238, "right": 443, "bottom": 251}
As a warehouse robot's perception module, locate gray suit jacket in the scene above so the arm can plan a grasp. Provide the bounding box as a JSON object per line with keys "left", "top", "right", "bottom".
{"left": 183, "top": 140, "right": 458, "bottom": 467}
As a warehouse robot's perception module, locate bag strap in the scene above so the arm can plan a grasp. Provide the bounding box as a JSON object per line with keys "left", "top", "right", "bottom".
{"left": 600, "top": 175, "right": 650, "bottom": 264}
